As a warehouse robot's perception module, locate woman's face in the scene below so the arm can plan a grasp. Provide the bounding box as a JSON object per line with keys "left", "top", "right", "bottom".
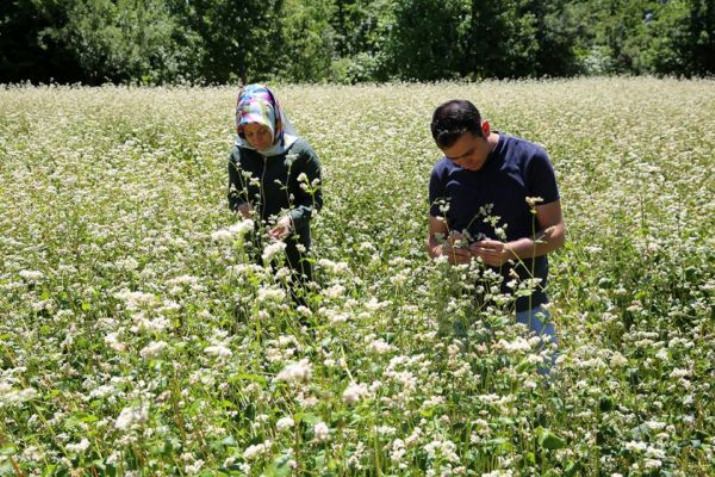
{"left": 243, "top": 123, "right": 273, "bottom": 150}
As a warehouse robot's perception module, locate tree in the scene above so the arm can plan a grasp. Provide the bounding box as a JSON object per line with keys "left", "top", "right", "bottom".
{"left": 0, "top": 0, "right": 82, "bottom": 83}
{"left": 46, "top": 0, "right": 200, "bottom": 84}
{"left": 278, "top": 0, "right": 335, "bottom": 82}
{"left": 386, "top": 0, "right": 467, "bottom": 80}
{"left": 169, "top": 0, "right": 284, "bottom": 84}
{"left": 459, "top": 0, "right": 541, "bottom": 78}
{"left": 645, "top": 0, "right": 715, "bottom": 76}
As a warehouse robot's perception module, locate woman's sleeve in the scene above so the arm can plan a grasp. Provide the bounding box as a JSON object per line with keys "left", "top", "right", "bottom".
{"left": 288, "top": 142, "right": 323, "bottom": 230}
{"left": 227, "top": 148, "right": 248, "bottom": 212}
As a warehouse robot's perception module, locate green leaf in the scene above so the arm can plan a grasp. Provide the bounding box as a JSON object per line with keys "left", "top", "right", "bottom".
{"left": 262, "top": 453, "right": 295, "bottom": 477}
{"left": 0, "top": 447, "right": 16, "bottom": 456}
{"left": 537, "top": 427, "right": 566, "bottom": 450}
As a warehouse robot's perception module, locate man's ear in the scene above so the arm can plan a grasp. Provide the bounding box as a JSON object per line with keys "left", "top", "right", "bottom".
{"left": 481, "top": 120, "right": 491, "bottom": 137}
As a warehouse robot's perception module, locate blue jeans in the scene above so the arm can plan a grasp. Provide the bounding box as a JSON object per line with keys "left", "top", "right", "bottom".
{"left": 516, "top": 305, "right": 558, "bottom": 373}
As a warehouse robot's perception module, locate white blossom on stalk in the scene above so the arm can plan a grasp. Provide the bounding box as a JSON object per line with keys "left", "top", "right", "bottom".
{"left": 228, "top": 219, "right": 254, "bottom": 237}
{"left": 204, "top": 344, "right": 233, "bottom": 358}
{"left": 18, "top": 270, "right": 44, "bottom": 282}
{"left": 342, "top": 382, "right": 369, "bottom": 405}
{"left": 211, "top": 229, "right": 233, "bottom": 242}
{"left": 389, "top": 438, "right": 406, "bottom": 463}
{"left": 66, "top": 438, "right": 91, "bottom": 453}
{"left": 115, "top": 404, "right": 148, "bottom": 430}
{"left": 313, "top": 421, "right": 330, "bottom": 442}
{"left": 368, "top": 338, "right": 395, "bottom": 354}
{"left": 275, "top": 359, "right": 312, "bottom": 384}
{"left": 139, "top": 341, "right": 167, "bottom": 360}
{"left": 211, "top": 219, "right": 253, "bottom": 242}
{"left": 262, "top": 241, "right": 286, "bottom": 262}
{"left": 276, "top": 416, "right": 295, "bottom": 431}
{"left": 243, "top": 440, "right": 271, "bottom": 460}
{"left": 104, "top": 333, "right": 126, "bottom": 352}
{"left": 498, "top": 337, "right": 531, "bottom": 353}
{"left": 610, "top": 352, "right": 628, "bottom": 367}
{"left": 257, "top": 286, "right": 286, "bottom": 303}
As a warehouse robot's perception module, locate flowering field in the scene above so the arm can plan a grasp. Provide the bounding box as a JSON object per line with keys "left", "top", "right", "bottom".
{"left": 1, "top": 78, "right": 713, "bottom": 476}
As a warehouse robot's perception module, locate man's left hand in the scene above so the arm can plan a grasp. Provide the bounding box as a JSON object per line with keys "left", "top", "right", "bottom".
{"left": 469, "top": 239, "right": 513, "bottom": 267}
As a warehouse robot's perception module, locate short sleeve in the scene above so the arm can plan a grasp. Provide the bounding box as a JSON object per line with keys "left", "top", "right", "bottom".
{"left": 428, "top": 162, "right": 447, "bottom": 217}
{"left": 526, "top": 150, "right": 559, "bottom": 205}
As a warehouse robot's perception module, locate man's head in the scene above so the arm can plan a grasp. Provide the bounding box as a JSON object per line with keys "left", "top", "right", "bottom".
{"left": 431, "top": 100, "right": 493, "bottom": 171}
{"left": 431, "top": 100, "right": 483, "bottom": 148}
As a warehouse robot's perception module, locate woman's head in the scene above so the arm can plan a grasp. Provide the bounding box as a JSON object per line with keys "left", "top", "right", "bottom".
{"left": 236, "top": 84, "right": 285, "bottom": 150}
{"left": 242, "top": 122, "right": 273, "bottom": 150}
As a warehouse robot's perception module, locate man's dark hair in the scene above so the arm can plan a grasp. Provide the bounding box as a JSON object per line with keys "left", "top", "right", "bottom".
{"left": 430, "top": 100, "right": 483, "bottom": 148}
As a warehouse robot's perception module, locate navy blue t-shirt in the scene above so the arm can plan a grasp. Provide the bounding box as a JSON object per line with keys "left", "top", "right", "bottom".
{"left": 429, "top": 133, "right": 560, "bottom": 311}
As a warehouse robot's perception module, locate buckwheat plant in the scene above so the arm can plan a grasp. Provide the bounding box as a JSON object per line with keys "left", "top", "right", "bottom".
{"left": 0, "top": 78, "right": 712, "bottom": 475}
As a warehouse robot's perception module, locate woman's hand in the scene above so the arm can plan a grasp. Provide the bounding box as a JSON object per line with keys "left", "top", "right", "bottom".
{"left": 268, "top": 216, "right": 293, "bottom": 241}
{"left": 237, "top": 203, "right": 253, "bottom": 219}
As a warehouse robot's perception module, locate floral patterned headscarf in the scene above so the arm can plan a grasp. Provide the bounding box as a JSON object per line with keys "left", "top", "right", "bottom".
{"left": 235, "top": 84, "right": 296, "bottom": 156}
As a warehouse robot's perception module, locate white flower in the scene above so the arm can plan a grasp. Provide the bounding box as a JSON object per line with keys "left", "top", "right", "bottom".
{"left": 204, "top": 345, "right": 233, "bottom": 358}
{"left": 262, "top": 241, "right": 286, "bottom": 262}
{"left": 228, "top": 219, "right": 254, "bottom": 237}
{"left": 669, "top": 368, "right": 690, "bottom": 378}
{"left": 323, "top": 284, "right": 346, "bottom": 299}
{"left": 211, "top": 229, "right": 233, "bottom": 242}
{"left": 66, "top": 438, "right": 91, "bottom": 453}
{"left": 313, "top": 421, "right": 330, "bottom": 442}
{"left": 498, "top": 337, "right": 531, "bottom": 353}
{"left": 117, "top": 257, "right": 139, "bottom": 271}
{"left": 610, "top": 352, "right": 628, "bottom": 367}
{"left": 645, "top": 421, "right": 667, "bottom": 432}
{"left": 212, "top": 219, "right": 253, "bottom": 242}
{"left": 276, "top": 416, "right": 295, "bottom": 431}
{"left": 390, "top": 439, "right": 406, "bottom": 463}
{"left": 481, "top": 471, "right": 513, "bottom": 477}
{"left": 625, "top": 440, "right": 647, "bottom": 453}
{"left": 18, "top": 270, "right": 44, "bottom": 282}
{"left": 115, "top": 404, "right": 148, "bottom": 430}
{"left": 257, "top": 286, "right": 286, "bottom": 303}
{"left": 105, "top": 332, "right": 126, "bottom": 352}
{"left": 243, "top": 440, "right": 271, "bottom": 460}
{"left": 1, "top": 387, "right": 38, "bottom": 405}
{"left": 368, "top": 338, "right": 394, "bottom": 354}
{"left": 139, "top": 341, "right": 167, "bottom": 360}
{"left": 275, "top": 359, "right": 312, "bottom": 384}
{"left": 342, "top": 382, "right": 369, "bottom": 405}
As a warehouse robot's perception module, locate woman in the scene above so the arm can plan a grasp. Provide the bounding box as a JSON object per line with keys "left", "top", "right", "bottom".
{"left": 227, "top": 84, "right": 323, "bottom": 293}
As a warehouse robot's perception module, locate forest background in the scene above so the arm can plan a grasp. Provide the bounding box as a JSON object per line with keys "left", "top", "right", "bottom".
{"left": 1, "top": 0, "right": 714, "bottom": 85}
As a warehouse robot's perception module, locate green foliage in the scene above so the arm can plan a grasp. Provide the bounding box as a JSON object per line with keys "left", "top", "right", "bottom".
{"left": 0, "top": 0, "right": 713, "bottom": 83}
{"left": 277, "top": 0, "right": 335, "bottom": 82}
{"left": 1, "top": 78, "right": 713, "bottom": 475}
{"left": 168, "top": 0, "right": 284, "bottom": 84}
{"left": 386, "top": 0, "right": 467, "bottom": 80}
{"left": 47, "top": 0, "right": 200, "bottom": 84}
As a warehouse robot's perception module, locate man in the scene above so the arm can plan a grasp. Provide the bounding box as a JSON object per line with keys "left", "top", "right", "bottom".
{"left": 427, "top": 99, "right": 565, "bottom": 341}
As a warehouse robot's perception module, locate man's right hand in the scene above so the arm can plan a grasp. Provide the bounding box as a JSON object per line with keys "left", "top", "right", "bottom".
{"left": 436, "top": 231, "right": 473, "bottom": 264}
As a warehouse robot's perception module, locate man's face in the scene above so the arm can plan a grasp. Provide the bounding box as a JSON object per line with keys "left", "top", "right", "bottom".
{"left": 441, "top": 131, "right": 491, "bottom": 172}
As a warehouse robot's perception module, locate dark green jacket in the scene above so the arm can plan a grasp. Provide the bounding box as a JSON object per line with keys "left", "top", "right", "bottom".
{"left": 227, "top": 138, "right": 322, "bottom": 245}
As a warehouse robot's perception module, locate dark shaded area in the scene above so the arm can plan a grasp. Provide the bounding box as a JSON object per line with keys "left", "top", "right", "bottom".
{"left": 0, "top": 0, "right": 713, "bottom": 85}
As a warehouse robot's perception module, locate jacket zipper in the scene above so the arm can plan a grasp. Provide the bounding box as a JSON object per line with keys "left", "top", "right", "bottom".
{"left": 260, "top": 154, "right": 268, "bottom": 220}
